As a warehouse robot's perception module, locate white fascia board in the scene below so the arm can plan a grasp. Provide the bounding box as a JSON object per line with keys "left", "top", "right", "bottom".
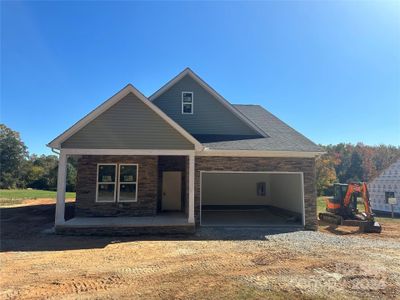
{"left": 196, "top": 149, "right": 324, "bottom": 158}
{"left": 149, "top": 68, "right": 267, "bottom": 137}
{"left": 61, "top": 149, "right": 196, "bottom": 156}
{"left": 47, "top": 84, "right": 203, "bottom": 151}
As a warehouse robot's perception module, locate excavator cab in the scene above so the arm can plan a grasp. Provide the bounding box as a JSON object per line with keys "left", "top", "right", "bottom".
{"left": 327, "top": 184, "right": 350, "bottom": 214}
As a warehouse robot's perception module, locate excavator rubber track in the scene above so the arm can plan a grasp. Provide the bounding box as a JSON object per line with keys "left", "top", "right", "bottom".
{"left": 319, "top": 212, "right": 342, "bottom": 225}
{"left": 319, "top": 213, "right": 382, "bottom": 233}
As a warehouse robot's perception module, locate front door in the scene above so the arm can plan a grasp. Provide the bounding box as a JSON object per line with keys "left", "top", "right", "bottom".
{"left": 162, "top": 171, "right": 182, "bottom": 211}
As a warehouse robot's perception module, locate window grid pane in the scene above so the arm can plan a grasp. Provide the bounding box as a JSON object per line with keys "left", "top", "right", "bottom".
{"left": 119, "top": 183, "right": 137, "bottom": 201}
{"left": 98, "top": 165, "right": 116, "bottom": 183}
{"left": 183, "top": 103, "right": 192, "bottom": 114}
{"left": 182, "top": 93, "right": 193, "bottom": 103}
{"left": 97, "top": 164, "right": 117, "bottom": 202}
{"left": 97, "top": 183, "right": 115, "bottom": 202}
{"left": 118, "top": 164, "right": 138, "bottom": 202}
{"left": 119, "top": 165, "right": 137, "bottom": 183}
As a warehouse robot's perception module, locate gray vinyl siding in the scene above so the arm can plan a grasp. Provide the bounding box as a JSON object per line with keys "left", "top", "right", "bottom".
{"left": 61, "top": 93, "right": 194, "bottom": 150}
{"left": 152, "top": 75, "right": 260, "bottom": 136}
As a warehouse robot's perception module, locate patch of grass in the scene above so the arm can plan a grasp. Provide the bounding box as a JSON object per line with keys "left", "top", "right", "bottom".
{"left": 317, "top": 196, "right": 327, "bottom": 214}
{"left": 375, "top": 216, "right": 400, "bottom": 223}
{"left": 0, "top": 189, "right": 75, "bottom": 204}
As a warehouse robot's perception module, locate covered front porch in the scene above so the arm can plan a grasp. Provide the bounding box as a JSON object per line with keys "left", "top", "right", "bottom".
{"left": 55, "top": 149, "right": 196, "bottom": 235}
{"left": 56, "top": 212, "right": 195, "bottom": 235}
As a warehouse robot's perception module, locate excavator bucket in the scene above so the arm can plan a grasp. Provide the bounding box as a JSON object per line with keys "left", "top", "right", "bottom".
{"left": 359, "top": 221, "right": 382, "bottom": 233}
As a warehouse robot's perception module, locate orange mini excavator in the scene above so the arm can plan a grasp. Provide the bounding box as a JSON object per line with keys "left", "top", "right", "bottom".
{"left": 319, "top": 182, "right": 382, "bottom": 233}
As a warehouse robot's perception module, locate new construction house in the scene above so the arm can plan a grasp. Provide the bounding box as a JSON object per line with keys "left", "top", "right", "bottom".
{"left": 48, "top": 68, "right": 323, "bottom": 234}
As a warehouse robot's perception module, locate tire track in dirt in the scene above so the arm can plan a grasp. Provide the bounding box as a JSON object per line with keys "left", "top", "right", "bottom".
{"left": 1, "top": 273, "right": 126, "bottom": 300}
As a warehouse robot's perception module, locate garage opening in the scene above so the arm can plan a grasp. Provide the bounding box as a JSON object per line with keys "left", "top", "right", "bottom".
{"left": 200, "top": 172, "right": 304, "bottom": 227}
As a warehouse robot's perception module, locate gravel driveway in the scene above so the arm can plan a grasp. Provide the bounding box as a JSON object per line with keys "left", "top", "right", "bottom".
{"left": 1, "top": 202, "right": 399, "bottom": 299}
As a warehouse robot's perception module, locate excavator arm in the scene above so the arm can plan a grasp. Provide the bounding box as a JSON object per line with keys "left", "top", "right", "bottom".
{"left": 342, "top": 182, "right": 373, "bottom": 216}
{"left": 342, "top": 183, "right": 359, "bottom": 208}
{"left": 361, "top": 182, "right": 373, "bottom": 216}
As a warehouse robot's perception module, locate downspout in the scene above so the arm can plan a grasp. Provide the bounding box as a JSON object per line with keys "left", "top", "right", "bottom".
{"left": 51, "top": 148, "right": 60, "bottom": 156}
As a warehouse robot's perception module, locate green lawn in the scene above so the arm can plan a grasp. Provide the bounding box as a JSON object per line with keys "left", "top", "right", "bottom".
{"left": 317, "top": 196, "right": 327, "bottom": 214}
{"left": 0, "top": 189, "right": 75, "bottom": 206}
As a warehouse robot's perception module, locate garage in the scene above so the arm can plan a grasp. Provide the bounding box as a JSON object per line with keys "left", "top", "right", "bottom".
{"left": 200, "top": 172, "right": 304, "bottom": 226}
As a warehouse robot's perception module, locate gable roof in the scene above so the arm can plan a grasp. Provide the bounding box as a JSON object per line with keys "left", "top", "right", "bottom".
{"left": 201, "top": 104, "right": 323, "bottom": 152}
{"left": 47, "top": 84, "right": 203, "bottom": 150}
{"left": 149, "top": 68, "right": 267, "bottom": 137}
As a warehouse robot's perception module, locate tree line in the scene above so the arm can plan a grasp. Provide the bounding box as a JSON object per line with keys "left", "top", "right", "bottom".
{"left": 1, "top": 124, "right": 399, "bottom": 194}
{"left": 316, "top": 143, "right": 400, "bottom": 195}
{"left": 0, "top": 124, "right": 76, "bottom": 191}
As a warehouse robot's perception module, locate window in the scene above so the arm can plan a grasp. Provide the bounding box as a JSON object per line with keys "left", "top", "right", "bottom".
{"left": 385, "top": 191, "right": 395, "bottom": 204}
{"left": 96, "top": 163, "right": 139, "bottom": 202}
{"left": 182, "top": 92, "right": 193, "bottom": 114}
{"left": 96, "top": 164, "right": 117, "bottom": 202}
{"left": 118, "top": 164, "right": 138, "bottom": 202}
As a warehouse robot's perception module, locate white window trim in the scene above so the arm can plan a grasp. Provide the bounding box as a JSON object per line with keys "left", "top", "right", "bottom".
{"left": 96, "top": 163, "right": 117, "bottom": 203}
{"left": 117, "top": 163, "right": 139, "bottom": 202}
{"left": 181, "top": 91, "right": 194, "bottom": 115}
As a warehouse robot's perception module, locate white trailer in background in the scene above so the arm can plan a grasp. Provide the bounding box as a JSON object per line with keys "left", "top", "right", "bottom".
{"left": 368, "top": 159, "right": 400, "bottom": 215}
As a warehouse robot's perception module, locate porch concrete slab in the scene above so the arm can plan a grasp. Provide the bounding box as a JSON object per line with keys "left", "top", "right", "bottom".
{"left": 60, "top": 213, "right": 190, "bottom": 228}
{"left": 201, "top": 209, "right": 301, "bottom": 227}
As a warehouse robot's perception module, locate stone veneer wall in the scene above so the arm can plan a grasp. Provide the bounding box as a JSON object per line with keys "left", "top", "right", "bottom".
{"left": 75, "top": 155, "right": 158, "bottom": 217}
{"left": 194, "top": 156, "right": 317, "bottom": 230}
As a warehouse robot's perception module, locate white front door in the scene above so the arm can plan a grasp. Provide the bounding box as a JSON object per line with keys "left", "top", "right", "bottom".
{"left": 162, "top": 171, "right": 182, "bottom": 211}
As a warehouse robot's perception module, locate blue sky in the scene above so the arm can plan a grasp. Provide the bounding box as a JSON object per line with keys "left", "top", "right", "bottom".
{"left": 1, "top": 1, "right": 399, "bottom": 155}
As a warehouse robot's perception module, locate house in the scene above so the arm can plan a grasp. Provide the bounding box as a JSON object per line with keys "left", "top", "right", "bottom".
{"left": 368, "top": 159, "right": 400, "bottom": 216}
{"left": 48, "top": 68, "right": 324, "bottom": 235}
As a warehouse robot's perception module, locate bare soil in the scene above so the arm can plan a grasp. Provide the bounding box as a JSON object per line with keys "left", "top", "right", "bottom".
{"left": 1, "top": 199, "right": 399, "bottom": 299}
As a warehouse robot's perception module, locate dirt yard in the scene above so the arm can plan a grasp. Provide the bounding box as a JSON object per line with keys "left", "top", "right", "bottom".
{"left": 1, "top": 200, "right": 399, "bottom": 299}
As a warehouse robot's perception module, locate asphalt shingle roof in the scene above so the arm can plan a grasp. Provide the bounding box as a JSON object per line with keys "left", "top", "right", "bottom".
{"left": 201, "top": 104, "right": 323, "bottom": 152}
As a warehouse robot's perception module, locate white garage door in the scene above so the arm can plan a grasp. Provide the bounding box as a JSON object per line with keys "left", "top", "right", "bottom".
{"left": 200, "top": 172, "right": 305, "bottom": 226}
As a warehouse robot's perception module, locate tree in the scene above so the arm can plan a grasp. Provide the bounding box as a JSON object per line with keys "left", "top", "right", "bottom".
{"left": 345, "top": 151, "right": 363, "bottom": 182}
{"left": 316, "top": 154, "right": 337, "bottom": 195}
{"left": 26, "top": 155, "right": 58, "bottom": 190}
{"left": 66, "top": 157, "right": 77, "bottom": 192}
{"left": 0, "top": 124, "right": 28, "bottom": 188}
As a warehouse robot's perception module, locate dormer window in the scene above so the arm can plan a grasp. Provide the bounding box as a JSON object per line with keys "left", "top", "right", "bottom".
{"left": 182, "top": 92, "right": 193, "bottom": 114}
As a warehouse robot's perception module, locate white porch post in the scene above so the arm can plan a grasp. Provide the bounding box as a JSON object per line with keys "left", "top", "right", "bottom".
{"left": 188, "top": 153, "right": 195, "bottom": 224}
{"left": 55, "top": 150, "right": 67, "bottom": 226}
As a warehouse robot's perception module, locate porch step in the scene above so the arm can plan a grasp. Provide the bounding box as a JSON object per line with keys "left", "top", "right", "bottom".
{"left": 55, "top": 224, "right": 195, "bottom": 236}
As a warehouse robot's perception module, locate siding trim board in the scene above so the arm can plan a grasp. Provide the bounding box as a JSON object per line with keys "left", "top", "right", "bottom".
{"left": 149, "top": 68, "right": 266, "bottom": 137}
{"left": 60, "top": 148, "right": 322, "bottom": 158}
{"left": 61, "top": 149, "right": 196, "bottom": 156}
{"left": 48, "top": 84, "right": 202, "bottom": 151}
{"left": 197, "top": 150, "right": 322, "bottom": 158}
